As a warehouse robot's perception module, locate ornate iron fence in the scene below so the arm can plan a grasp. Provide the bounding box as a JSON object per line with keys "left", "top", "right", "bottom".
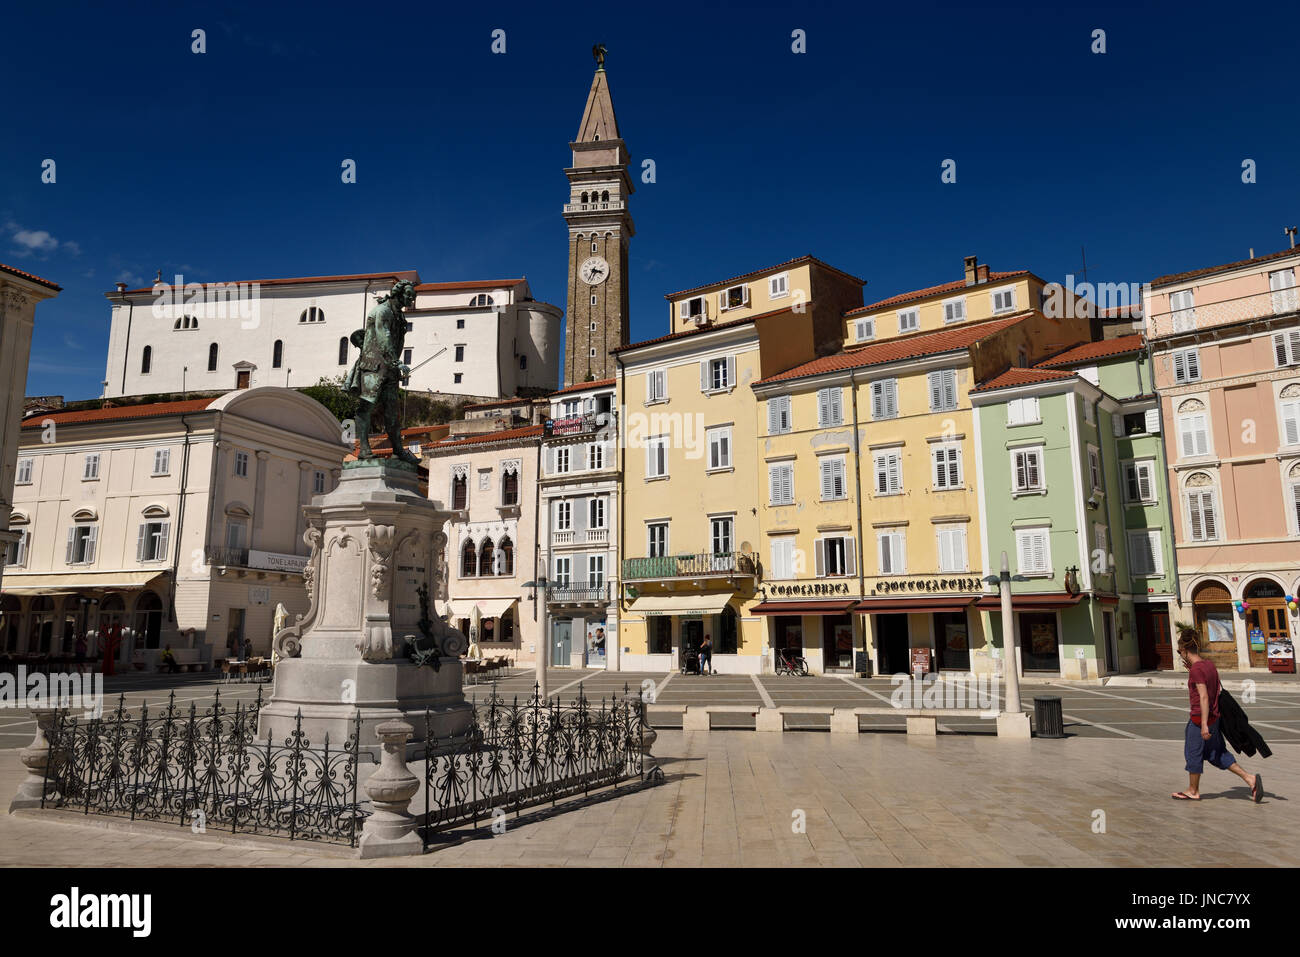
{"left": 40, "top": 688, "right": 367, "bottom": 847}
{"left": 418, "top": 685, "right": 654, "bottom": 844}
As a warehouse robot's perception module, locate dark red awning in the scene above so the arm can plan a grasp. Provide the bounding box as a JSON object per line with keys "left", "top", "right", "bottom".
{"left": 751, "top": 600, "right": 858, "bottom": 616}
{"left": 855, "top": 597, "right": 975, "bottom": 615}
{"left": 974, "top": 592, "right": 1083, "bottom": 611}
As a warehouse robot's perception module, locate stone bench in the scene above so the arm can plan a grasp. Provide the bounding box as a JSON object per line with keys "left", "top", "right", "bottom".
{"left": 157, "top": 649, "right": 205, "bottom": 673}
{"left": 671, "top": 705, "right": 1028, "bottom": 737}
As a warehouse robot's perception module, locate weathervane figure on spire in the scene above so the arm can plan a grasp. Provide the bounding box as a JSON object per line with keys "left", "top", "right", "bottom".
{"left": 592, "top": 42, "right": 607, "bottom": 70}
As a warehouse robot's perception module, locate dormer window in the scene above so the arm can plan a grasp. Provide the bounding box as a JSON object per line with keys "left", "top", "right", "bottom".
{"left": 680, "top": 296, "right": 707, "bottom": 322}
{"left": 898, "top": 308, "right": 919, "bottom": 333}
{"left": 719, "top": 284, "right": 749, "bottom": 311}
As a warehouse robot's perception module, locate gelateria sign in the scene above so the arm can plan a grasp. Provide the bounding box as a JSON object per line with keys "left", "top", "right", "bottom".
{"left": 766, "top": 581, "right": 854, "bottom": 598}
{"left": 247, "top": 549, "right": 308, "bottom": 574}
{"left": 869, "top": 576, "right": 984, "bottom": 595}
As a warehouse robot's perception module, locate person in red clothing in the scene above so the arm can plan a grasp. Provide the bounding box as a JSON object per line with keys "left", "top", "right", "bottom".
{"left": 1172, "top": 633, "right": 1263, "bottom": 802}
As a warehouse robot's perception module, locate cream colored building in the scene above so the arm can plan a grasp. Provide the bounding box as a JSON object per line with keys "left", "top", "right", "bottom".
{"left": 1, "top": 263, "right": 60, "bottom": 594}
{"left": 425, "top": 422, "right": 543, "bottom": 666}
{"left": 3, "top": 388, "right": 347, "bottom": 667}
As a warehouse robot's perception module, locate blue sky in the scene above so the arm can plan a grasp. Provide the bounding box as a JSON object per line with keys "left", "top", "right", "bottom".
{"left": 4, "top": 0, "right": 1298, "bottom": 400}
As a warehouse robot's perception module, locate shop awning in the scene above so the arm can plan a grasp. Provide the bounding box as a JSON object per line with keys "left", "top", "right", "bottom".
{"left": 1, "top": 570, "right": 166, "bottom": 596}
{"left": 751, "top": 600, "right": 857, "bottom": 616}
{"left": 444, "top": 597, "right": 518, "bottom": 619}
{"left": 855, "top": 597, "right": 975, "bottom": 615}
{"left": 974, "top": 592, "right": 1083, "bottom": 611}
{"left": 627, "top": 593, "right": 734, "bottom": 617}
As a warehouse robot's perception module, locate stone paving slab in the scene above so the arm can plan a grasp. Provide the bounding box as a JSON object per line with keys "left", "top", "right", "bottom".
{"left": 3, "top": 731, "right": 1295, "bottom": 868}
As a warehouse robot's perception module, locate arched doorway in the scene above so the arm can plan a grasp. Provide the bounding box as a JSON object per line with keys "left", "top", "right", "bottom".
{"left": 98, "top": 594, "right": 127, "bottom": 662}
{"left": 1244, "top": 578, "right": 1292, "bottom": 672}
{"left": 28, "top": 596, "right": 57, "bottom": 656}
{"left": 1191, "top": 581, "right": 1237, "bottom": 670}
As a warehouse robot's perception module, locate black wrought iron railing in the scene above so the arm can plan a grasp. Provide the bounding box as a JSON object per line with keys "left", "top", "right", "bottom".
{"left": 205, "top": 546, "right": 250, "bottom": 568}
{"left": 545, "top": 582, "right": 611, "bottom": 604}
{"left": 41, "top": 689, "right": 366, "bottom": 847}
{"left": 417, "top": 685, "right": 655, "bottom": 843}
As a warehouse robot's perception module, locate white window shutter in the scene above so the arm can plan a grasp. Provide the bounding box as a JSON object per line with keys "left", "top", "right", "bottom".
{"left": 817, "top": 390, "right": 829, "bottom": 425}
{"left": 929, "top": 373, "right": 941, "bottom": 410}
{"left": 1138, "top": 464, "right": 1153, "bottom": 502}
{"left": 878, "top": 535, "right": 891, "bottom": 574}
{"left": 1202, "top": 492, "right": 1217, "bottom": 540}
{"left": 820, "top": 460, "right": 833, "bottom": 499}
{"left": 700, "top": 361, "right": 709, "bottom": 391}
{"left": 158, "top": 522, "right": 170, "bottom": 561}
{"left": 768, "top": 399, "right": 780, "bottom": 434}
{"left": 136, "top": 524, "right": 147, "bottom": 562}
{"left": 726, "top": 355, "right": 736, "bottom": 387}
{"left": 814, "top": 539, "right": 825, "bottom": 576}
{"left": 66, "top": 527, "right": 76, "bottom": 564}
{"left": 844, "top": 540, "right": 856, "bottom": 576}
{"left": 887, "top": 454, "right": 900, "bottom": 493}
{"left": 86, "top": 526, "right": 98, "bottom": 564}
{"left": 871, "top": 383, "right": 883, "bottom": 419}
{"left": 1145, "top": 409, "right": 1160, "bottom": 433}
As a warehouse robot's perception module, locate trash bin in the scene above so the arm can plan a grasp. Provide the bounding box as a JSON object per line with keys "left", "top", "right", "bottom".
{"left": 1033, "top": 696, "right": 1064, "bottom": 738}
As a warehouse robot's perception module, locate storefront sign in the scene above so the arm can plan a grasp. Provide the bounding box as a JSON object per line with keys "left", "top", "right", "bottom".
{"left": 910, "top": 648, "right": 931, "bottom": 676}
{"left": 247, "top": 550, "right": 308, "bottom": 574}
{"left": 870, "top": 576, "right": 983, "bottom": 595}
{"left": 768, "top": 581, "right": 853, "bottom": 598}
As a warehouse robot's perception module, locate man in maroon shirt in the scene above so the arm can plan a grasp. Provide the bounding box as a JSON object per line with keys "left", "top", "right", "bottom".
{"left": 1173, "top": 633, "right": 1263, "bottom": 802}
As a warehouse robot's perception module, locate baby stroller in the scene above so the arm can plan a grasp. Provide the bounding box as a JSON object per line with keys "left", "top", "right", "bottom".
{"left": 681, "top": 646, "right": 701, "bottom": 675}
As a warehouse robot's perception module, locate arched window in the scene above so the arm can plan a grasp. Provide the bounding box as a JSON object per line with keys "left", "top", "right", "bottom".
{"left": 299, "top": 307, "right": 324, "bottom": 323}
{"left": 601, "top": 190, "right": 609, "bottom": 203}
{"left": 470, "top": 294, "right": 494, "bottom": 307}
{"left": 207, "top": 342, "right": 218, "bottom": 372}
{"left": 451, "top": 472, "right": 468, "bottom": 510}
{"left": 173, "top": 315, "right": 199, "bottom": 330}
{"left": 479, "top": 539, "right": 495, "bottom": 577}
{"left": 581, "top": 191, "right": 589, "bottom": 204}
{"left": 338, "top": 337, "right": 348, "bottom": 365}
{"left": 460, "top": 540, "right": 477, "bottom": 577}
{"left": 501, "top": 463, "right": 520, "bottom": 506}
{"left": 141, "top": 345, "right": 152, "bottom": 375}
{"left": 134, "top": 591, "right": 164, "bottom": 650}
{"left": 272, "top": 340, "right": 283, "bottom": 368}
{"left": 497, "top": 536, "right": 514, "bottom": 575}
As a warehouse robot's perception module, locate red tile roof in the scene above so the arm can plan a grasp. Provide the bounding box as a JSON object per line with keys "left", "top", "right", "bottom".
{"left": 1100, "top": 303, "right": 1142, "bottom": 319}
{"left": 1151, "top": 246, "right": 1300, "bottom": 288}
{"left": 460, "top": 396, "right": 535, "bottom": 411}
{"left": 612, "top": 304, "right": 802, "bottom": 355}
{"left": 663, "top": 255, "right": 864, "bottom": 300}
{"left": 848, "top": 271, "right": 1029, "bottom": 315}
{"left": 111, "top": 270, "right": 420, "bottom": 296}
{"left": 347, "top": 424, "right": 449, "bottom": 460}
{"left": 753, "top": 312, "right": 1033, "bottom": 386}
{"left": 21, "top": 397, "right": 218, "bottom": 428}
{"left": 1037, "top": 334, "right": 1145, "bottom": 368}
{"left": 0, "top": 262, "right": 61, "bottom": 291}
{"left": 428, "top": 423, "right": 545, "bottom": 449}
{"left": 414, "top": 278, "right": 525, "bottom": 292}
{"left": 971, "top": 368, "right": 1076, "bottom": 394}
{"left": 551, "top": 378, "right": 615, "bottom": 396}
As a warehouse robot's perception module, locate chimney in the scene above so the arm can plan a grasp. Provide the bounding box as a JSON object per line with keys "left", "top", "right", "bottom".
{"left": 1249, "top": 247, "right": 1255, "bottom": 259}
{"left": 1285, "top": 226, "right": 1297, "bottom": 248}
{"left": 115, "top": 282, "right": 127, "bottom": 294}
{"left": 977, "top": 263, "right": 989, "bottom": 283}
{"left": 963, "top": 256, "right": 977, "bottom": 286}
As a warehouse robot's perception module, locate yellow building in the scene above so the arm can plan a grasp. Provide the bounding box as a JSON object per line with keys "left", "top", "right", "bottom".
{"left": 749, "top": 257, "right": 1094, "bottom": 675}
{"left": 612, "top": 256, "right": 864, "bottom": 673}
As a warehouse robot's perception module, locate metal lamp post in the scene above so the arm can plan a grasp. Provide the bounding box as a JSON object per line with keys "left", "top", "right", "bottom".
{"left": 997, "top": 550, "right": 1030, "bottom": 738}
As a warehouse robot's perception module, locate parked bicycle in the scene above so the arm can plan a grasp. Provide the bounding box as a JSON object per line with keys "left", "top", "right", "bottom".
{"left": 774, "top": 648, "right": 809, "bottom": 676}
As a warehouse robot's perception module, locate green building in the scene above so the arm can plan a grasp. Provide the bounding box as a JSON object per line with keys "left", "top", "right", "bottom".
{"left": 971, "top": 335, "right": 1178, "bottom": 679}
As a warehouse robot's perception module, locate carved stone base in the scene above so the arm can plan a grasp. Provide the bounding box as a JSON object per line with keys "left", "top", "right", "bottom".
{"left": 259, "top": 461, "right": 472, "bottom": 754}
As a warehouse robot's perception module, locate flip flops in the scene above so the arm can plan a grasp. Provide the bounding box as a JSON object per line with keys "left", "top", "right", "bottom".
{"left": 1171, "top": 791, "right": 1201, "bottom": 800}
{"left": 1253, "top": 774, "right": 1264, "bottom": 804}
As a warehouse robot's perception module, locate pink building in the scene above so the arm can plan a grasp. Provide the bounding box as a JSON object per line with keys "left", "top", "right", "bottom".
{"left": 1144, "top": 246, "right": 1300, "bottom": 673}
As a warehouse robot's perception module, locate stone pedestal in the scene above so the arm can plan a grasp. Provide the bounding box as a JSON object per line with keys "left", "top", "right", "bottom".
{"left": 996, "top": 711, "right": 1032, "bottom": 739}
{"left": 9, "top": 708, "right": 59, "bottom": 812}
{"left": 258, "top": 461, "right": 473, "bottom": 754}
{"left": 359, "top": 720, "right": 423, "bottom": 858}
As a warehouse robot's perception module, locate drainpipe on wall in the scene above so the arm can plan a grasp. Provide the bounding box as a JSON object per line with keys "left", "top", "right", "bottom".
{"left": 169, "top": 412, "right": 194, "bottom": 633}
{"left": 118, "top": 292, "right": 134, "bottom": 396}
{"left": 850, "top": 369, "right": 868, "bottom": 675}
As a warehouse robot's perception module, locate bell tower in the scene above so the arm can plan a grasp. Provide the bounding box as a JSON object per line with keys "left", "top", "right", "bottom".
{"left": 563, "top": 44, "right": 634, "bottom": 387}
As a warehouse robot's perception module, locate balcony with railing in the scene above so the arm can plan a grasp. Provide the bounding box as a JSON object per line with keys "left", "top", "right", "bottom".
{"left": 563, "top": 201, "right": 626, "bottom": 214}
{"left": 552, "top": 527, "right": 609, "bottom": 547}
{"left": 546, "top": 410, "right": 616, "bottom": 438}
{"left": 545, "top": 581, "right": 613, "bottom": 605}
{"left": 1147, "top": 284, "right": 1299, "bottom": 339}
{"left": 621, "top": 551, "right": 759, "bottom": 582}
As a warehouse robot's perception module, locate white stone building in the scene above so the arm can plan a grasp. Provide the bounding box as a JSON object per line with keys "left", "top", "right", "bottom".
{"left": 539, "top": 379, "right": 619, "bottom": 669}
{"left": 1, "top": 263, "right": 60, "bottom": 594}
{"left": 102, "top": 271, "right": 561, "bottom": 400}
{"left": 3, "top": 388, "right": 347, "bottom": 668}
{"left": 424, "top": 421, "right": 544, "bottom": 666}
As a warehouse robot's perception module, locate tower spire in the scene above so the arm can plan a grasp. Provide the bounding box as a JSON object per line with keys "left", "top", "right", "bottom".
{"left": 575, "top": 51, "right": 620, "bottom": 144}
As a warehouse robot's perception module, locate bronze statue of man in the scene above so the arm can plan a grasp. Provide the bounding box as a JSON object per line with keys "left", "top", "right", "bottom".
{"left": 345, "top": 279, "right": 418, "bottom": 464}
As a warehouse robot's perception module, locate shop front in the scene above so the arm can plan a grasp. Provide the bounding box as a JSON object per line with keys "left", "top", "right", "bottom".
{"left": 751, "top": 600, "right": 858, "bottom": 673}
{"left": 624, "top": 592, "right": 737, "bottom": 673}
{"left": 975, "top": 593, "right": 1085, "bottom": 677}
{"left": 447, "top": 597, "right": 520, "bottom": 663}
{"left": 856, "top": 593, "right": 980, "bottom": 676}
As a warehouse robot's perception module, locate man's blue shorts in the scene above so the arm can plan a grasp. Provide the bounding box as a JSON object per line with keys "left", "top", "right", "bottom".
{"left": 1184, "top": 720, "right": 1237, "bottom": 774}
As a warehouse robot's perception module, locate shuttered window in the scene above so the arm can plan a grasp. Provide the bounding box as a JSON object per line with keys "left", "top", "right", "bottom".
{"left": 873, "top": 451, "right": 902, "bottom": 495}
{"left": 1280, "top": 399, "right": 1300, "bottom": 447}
{"left": 815, "top": 536, "right": 856, "bottom": 577}
{"left": 1128, "top": 530, "right": 1163, "bottom": 576}
{"left": 820, "top": 456, "right": 847, "bottom": 500}
{"left": 1269, "top": 268, "right": 1298, "bottom": 314}
{"left": 769, "top": 536, "right": 796, "bottom": 580}
{"left": 928, "top": 369, "right": 957, "bottom": 411}
{"left": 1124, "top": 461, "right": 1156, "bottom": 504}
{"left": 817, "top": 387, "right": 843, "bottom": 426}
{"left": 936, "top": 526, "right": 967, "bottom": 572}
{"left": 932, "top": 445, "right": 961, "bottom": 489}
{"left": 137, "top": 521, "right": 171, "bottom": 562}
{"left": 871, "top": 379, "right": 898, "bottom": 419}
{"left": 1006, "top": 396, "right": 1039, "bottom": 425}
{"left": 767, "top": 395, "right": 792, "bottom": 434}
{"left": 768, "top": 463, "right": 794, "bottom": 505}
{"left": 1274, "top": 330, "right": 1300, "bottom": 367}
{"left": 645, "top": 437, "right": 667, "bottom": 478}
{"left": 1011, "top": 448, "right": 1043, "bottom": 492}
{"left": 1171, "top": 348, "right": 1200, "bottom": 383}
{"left": 877, "top": 531, "right": 905, "bottom": 575}
{"left": 646, "top": 368, "right": 667, "bottom": 403}
{"left": 1186, "top": 489, "right": 1219, "bottom": 542}
{"left": 1015, "top": 527, "right": 1050, "bottom": 575}
{"left": 1178, "top": 413, "right": 1210, "bottom": 457}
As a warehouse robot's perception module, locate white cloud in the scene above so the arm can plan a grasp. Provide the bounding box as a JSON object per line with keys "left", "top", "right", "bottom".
{"left": 4, "top": 220, "right": 81, "bottom": 259}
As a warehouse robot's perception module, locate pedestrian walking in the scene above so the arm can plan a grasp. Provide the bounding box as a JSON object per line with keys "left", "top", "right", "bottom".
{"left": 699, "top": 634, "right": 713, "bottom": 676}
{"left": 1172, "top": 633, "right": 1263, "bottom": 803}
